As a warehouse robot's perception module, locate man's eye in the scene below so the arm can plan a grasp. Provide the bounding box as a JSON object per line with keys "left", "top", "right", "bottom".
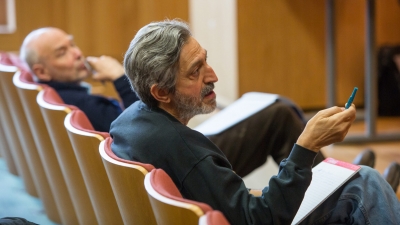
{"left": 192, "top": 68, "right": 199, "bottom": 75}
{"left": 56, "top": 50, "right": 66, "bottom": 57}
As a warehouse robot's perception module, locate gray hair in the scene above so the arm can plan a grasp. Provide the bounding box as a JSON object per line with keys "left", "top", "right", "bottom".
{"left": 124, "top": 19, "right": 192, "bottom": 108}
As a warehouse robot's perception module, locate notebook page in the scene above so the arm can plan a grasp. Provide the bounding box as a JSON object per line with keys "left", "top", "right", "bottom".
{"left": 194, "top": 92, "right": 278, "bottom": 135}
{"left": 291, "top": 158, "right": 361, "bottom": 225}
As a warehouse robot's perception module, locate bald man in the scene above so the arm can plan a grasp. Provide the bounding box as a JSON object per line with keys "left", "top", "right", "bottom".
{"left": 19, "top": 27, "right": 138, "bottom": 132}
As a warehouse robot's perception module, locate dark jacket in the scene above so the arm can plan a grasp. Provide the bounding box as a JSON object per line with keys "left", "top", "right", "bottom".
{"left": 110, "top": 101, "right": 317, "bottom": 225}
{"left": 41, "top": 75, "right": 139, "bottom": 132}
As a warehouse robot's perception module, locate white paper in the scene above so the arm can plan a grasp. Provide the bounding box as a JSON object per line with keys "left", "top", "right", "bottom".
{"left": 291, "top": 159, "right": 361, "bottom": 224}
{"left": 194, "top": 92, "right": 278, "bottom": 135}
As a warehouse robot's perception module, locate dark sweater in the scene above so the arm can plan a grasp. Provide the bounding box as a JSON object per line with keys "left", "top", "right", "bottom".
{"left": 110, "top": 101, "right": 317, "bottom": 225}
{"left": 42, "top": 76, "right": 139, "bottom": 132}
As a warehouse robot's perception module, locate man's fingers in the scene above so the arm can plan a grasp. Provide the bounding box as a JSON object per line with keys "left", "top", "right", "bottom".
{"left": 86, "top": 56, "right": 97, "bottom": 62}
{"left": 299, "top": 104, "right": 356, "bottom": 150}
{"left": 316, "top": 106, "right": 343, "bottom": 118}
{"left": 330, "top": 104, "right": 356, "bottom": 122}
{"left": 342, "top": 104, "right": 356, "bottom": 121}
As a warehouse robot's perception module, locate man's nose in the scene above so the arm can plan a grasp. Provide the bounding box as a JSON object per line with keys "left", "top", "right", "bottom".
{"left": 205, "top": 64, "right": 218, "bottom": 83}
{"left": 73, "top": 47, "right": 83, "bottom": 59}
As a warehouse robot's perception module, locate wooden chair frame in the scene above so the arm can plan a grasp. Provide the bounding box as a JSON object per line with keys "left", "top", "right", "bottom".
{"left": 0, "top": 65, "right": 36, "bottom": 196}
{"left": 2, "top": 69, "right": 62, "bottom": 223}
{"left": 99, "top": 137, "right": 157, "bottom": 225}
{"left": 64, "top": 110, "right": 123, "bottom": 225}
{"left": 36, "top": 88, "right": 97, "bottom": 224}
{"left": 14, "top": 72, "right": 82, "bottom": 224}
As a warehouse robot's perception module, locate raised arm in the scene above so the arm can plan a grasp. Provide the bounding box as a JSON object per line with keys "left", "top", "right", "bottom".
{"left": 297, "top": 104, "right": 356, "bottom": 152}
{"left": 86, "top": 55, "right": 139, "bottom": 109}
{"left": 86, "top": 55, "right": 125, "bottom": 82}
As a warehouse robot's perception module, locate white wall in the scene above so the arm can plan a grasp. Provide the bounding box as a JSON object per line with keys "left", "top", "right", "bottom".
{"left": 188, "top": 1, "right": 279, "bottom": 183}
{"left": 189, "top": 0, "right": 238, "bottom": 107}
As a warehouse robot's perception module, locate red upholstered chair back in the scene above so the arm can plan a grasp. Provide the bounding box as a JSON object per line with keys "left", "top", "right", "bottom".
{"left": 64, "top": 109, "right": 123, "bottom": 225}
{"left": 144, "top": 168, "right": 213, "bottom": 225}
{"left": 2, "top": 54, "right": 37, "bottom": 115}
{"left": 103, "top": 137, "right": 155, "bottom": 172}
{"left": 37, "top": 86, "right": 98, "bottom": 224}
{"left": 3, "top": 68, "right": 69, "bottom": 223}
{"left": 151, "top": 169, "right": 184, "bottom": 198}
{"left": 150, "top": 169, "right": 212, "bottom": 212}
{"left": 99, "top": 137, "right": 157, "bottom": 225}
{"left": 0, "top": 51, "right": 30, "bottom": 71}
{"left": 199, "top": 210, "right": 231, "bottom": 225}
{"left": 41, "top": 86, "right": 77, "bottom": 108}
{"left": 14, "top": 70, "right": 80, "bottom": 224}
{"left": 69, "top": 110, "right": 109, "bottom": 138}
{"left": 19, "top": 69, "right": 36, "bottom": 83}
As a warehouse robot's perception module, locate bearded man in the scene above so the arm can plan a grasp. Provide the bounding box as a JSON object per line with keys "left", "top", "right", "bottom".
{"left": 110, "top": 19, "right": 400, "bottom": 225}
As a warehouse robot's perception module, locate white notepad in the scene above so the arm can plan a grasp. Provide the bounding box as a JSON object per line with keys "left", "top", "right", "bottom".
{"left": 291, "top": 158, "right": 361, "bottom": 225}
{"left": 194, "top": 92, "right": 278, "bottom": 135}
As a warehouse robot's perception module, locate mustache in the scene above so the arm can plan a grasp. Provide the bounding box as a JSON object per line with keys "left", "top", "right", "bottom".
{"left": 201, "top": 83, "right": 215, "bottom": 98}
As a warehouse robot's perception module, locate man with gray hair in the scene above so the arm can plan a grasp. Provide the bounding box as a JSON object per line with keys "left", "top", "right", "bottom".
{"left": 110, "top": 19, "right": 400, "bottom": 224}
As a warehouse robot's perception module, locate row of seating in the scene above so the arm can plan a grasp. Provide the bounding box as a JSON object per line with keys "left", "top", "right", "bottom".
{"left": 0, "top": 53, "right": 230, "bottom": 225}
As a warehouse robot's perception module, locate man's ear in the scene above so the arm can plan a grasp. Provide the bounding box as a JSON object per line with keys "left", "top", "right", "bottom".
{"left": 32, "top": 64, "right": 51, "bottom": 82}
{"left": 150, "top": 84, "right": 171, "bottom": 104}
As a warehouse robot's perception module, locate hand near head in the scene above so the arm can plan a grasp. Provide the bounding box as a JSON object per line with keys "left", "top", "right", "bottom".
{"left": 296, "top": 104, "right": 356, "bottom": 152}
{"left": 86, "top": 55, "right": 125, "bottom": 82}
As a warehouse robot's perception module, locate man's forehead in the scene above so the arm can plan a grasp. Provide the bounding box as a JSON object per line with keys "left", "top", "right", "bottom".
{"left": 180, "top": 38, "right": 206, "bottom": 64}
{"left": 35, "top": 30, "right": 73, "bottom": 54}
{"left": 52, "top": 34, "right": 73, "bottom": 49}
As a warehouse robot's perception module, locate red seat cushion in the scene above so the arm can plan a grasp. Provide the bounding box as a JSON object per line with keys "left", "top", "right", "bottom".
{"left": 42, "top": 86, "right": 78, "bottom": 110}
{"left": 19, "top": 70, "right": 37, "bottom": 84}
{"left": 0, "top": 52, "right": 30, "bottom": 71}
{"left": 206, "top": 211, "right": 230, "bottom": 225}
{"left": 150, "top": 169, "right": 213, "bottom": 214}
{"left": 104, "top": 137, "right": 155, "bottom": 172}
{"left": 69, "top": 109, "right": 110, "bottom": 139}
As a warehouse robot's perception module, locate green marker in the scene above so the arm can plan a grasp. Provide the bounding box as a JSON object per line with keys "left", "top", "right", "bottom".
{"left": 345, "top": 87, "right": 358, "bottom": 109}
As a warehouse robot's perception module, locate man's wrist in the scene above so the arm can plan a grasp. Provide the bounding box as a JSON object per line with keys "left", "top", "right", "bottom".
{"left": 289, "top": 144, "right": 318, "bottom": 168}
{"left": 111, "top": 73, "right": 124, "bottom": 81}
{"left": 296, "top": 136, "right": 320, "bottom": 153}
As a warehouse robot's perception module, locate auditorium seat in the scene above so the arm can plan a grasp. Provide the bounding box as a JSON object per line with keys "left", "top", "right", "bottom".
{"left": 0, "top": 64, "right": 37, "bottom": 197}
{"left": 13, "top": 71, "right": 83, "bottom": 224}
{"left": 36, "top": 87, "right": 98, "bottom": 224}
{"left": 144, "top": 168, "right": 214, "bottom": 225}
{"left": 1, "top": 67, "right": 63, "bottom": 223}
{"left": 99, "top": 137, "right": 157, "bottom": 225}
{"left": 0, "top": 53, "right": 22, "bottom": 176}
{"left": 64, "top": 109, "right": 123, "bottom": 225}
{"left": 0, "top": 52, "right": 29, "bottom": 176}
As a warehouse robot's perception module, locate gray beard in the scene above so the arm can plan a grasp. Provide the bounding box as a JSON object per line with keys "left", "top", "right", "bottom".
{"left": 174, "top": 83, "right": 216, "bottom": 122}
